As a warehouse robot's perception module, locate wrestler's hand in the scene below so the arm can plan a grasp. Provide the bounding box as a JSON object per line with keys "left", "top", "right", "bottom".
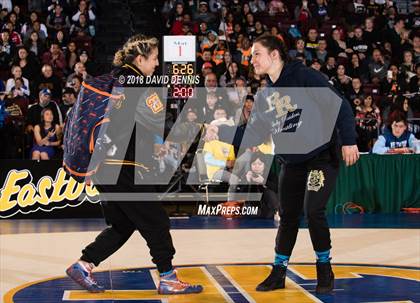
{"left": 342, "top": 145, "right": 359, "bottom": 166}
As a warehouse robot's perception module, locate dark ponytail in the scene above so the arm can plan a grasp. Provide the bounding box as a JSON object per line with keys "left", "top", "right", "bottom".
{"left": 254, "top": 34, "right": 289, "bottom": 63}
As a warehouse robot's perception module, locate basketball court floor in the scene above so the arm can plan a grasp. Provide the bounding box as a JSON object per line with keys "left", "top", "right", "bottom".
{"left": 1, "top": 214, "right": 419, "bottom": 303}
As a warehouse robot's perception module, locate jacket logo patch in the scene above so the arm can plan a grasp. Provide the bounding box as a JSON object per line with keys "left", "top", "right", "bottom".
{"left": 266, "top": 92, "right": 297, "bottom": 118}
{"left": 307, "top": 170, "right": 325, "bottom": 192}
{"left": 146, "top": 93, "right": 164, "bottom": 114}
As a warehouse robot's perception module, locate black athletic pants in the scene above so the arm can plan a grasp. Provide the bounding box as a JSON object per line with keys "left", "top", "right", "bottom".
{"left": 275, "top": 149, "right": 339, "bottom": 256}
{"left": 80, "top": 181, "right": 175, "bottom": 273}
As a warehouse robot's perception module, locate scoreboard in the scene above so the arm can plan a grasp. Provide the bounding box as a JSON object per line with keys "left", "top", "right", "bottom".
{"left": 163, "top": 36, "right": 198, "bottom": 100}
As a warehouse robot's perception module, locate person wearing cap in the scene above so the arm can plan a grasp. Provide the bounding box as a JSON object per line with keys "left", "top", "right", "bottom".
{"left": 200, "top": 29, "right": 218, "bottom": 52}
{"left": 201, "top": 61, "right": 213, "bottom": 77}
{"left": 197, "top": 48, "right": 216, "bottom": 74}
{"left": 26, "top": 88, "right": 62, "bottom": 135}
{"left": 193, "top": 1, "right": 216, "bottom": 27}
{"left": 78, "top": 49, "right": 95, "bottom": 75}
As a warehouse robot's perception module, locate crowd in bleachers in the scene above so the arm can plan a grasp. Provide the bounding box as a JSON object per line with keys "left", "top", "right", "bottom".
{"left": 0, "top": 0, "right": 97, "bottom": 159}
{"left": 159, "top": 0, "right": 420, "bottom": 216}
{"left": 162, "top": 0, "right": 419, "bottom": 155}
{"left": 1, "top": 0, "right": 419, "bottom": 163}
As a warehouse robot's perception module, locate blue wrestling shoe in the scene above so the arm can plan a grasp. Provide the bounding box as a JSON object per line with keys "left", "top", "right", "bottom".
{"left": 66, "top": 262, "right": 105, "bottom": 293}
{"left": 158, "top": 270, "right": 203, "bottom": 294}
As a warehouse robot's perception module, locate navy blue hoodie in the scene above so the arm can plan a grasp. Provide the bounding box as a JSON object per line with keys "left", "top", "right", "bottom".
{"left": 223, "top": 60, "right": 357, "bottom": 164}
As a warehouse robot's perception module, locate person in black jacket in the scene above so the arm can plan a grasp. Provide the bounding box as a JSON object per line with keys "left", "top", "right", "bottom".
{"left": 244, "top": 34, "right": 359, "bottom": 294}
{"left": 65, "top": 34, "right": 203, "bottom": 295}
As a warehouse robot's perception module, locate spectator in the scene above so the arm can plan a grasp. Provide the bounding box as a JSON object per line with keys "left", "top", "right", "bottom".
{"left": 9, "top": 77, "right": 29, "bottom": 98}
{"left": 3, "top": 21, "right": 22, "bottom": 46}
{"left": 331, "top": 64, "right": 352, "bottom": 96}
{"left": 219, "top": 12, "right": 234, "bottom": 38}
{"left": 369, "top": 48, "right": 389, "bottom": 84}
{"left": 11, "top": 6, "right": 23, "bottom": 31}
{"left": 248, "top": 0, "right": 266, "bottom": 14}
{"left": 66, "top": 61, "right": 91, "bottom": 83}
{"left": 197, "top": 48, "right": 216, "bottom": 72}
{"left": 31, "top": 107, "right": 61, "bottom": 160}
{"left": 25, "top": 20, "right": 48, "bottom": 42}
{"left": 234, "top": 94, "right": 253, "bottom": 126}
{"left": 68, "top": 74, "right": 82, "bottom": 94}
{"left": 12, "top": 47, "right": 40, "bottom": 81}
{"left": 200, "top": 30, "right": 218, "bottom": 52}
{"left": 244, "top": 12, "right": 256, "bottom": 40}
{"left": 210, "top": 107, "right": 234, "bottom": 126}
{"left": 78, "top": 49, "right": 95, "bottom": 75}
{"left": 227, "top": 76, "right": 247, "bottom": 113}
{"left": 5, "top": 65, "right": 30, "bottom": 96}
{"left": 71, "top": 0, "right": 96, "bottom": 23}
{"left": 382, "top": 64, "right": 406, "bottom": 96}
{"left": 269, "top": 0, "right": 289, "bottom": 17}
{"left": 400, "top": 51, "right": 416, "bottom": 81}
{"left": 243, "top": 152, "right": 279, "bottom": 218}
{"left": 215, "top": 50, "right": 232, "bottom": 77}
{"left": 315, "top": 38, "right": 328, "bottom": 63}
{"left": 270, "top": 26, "right": 284, "bottom": 43}
{"left": 166, "top": 1, "right": 184, "bottom": 33}
{"left": 212, "top": 39, "right": 227, "bottom": 66}
{"left": 347, "top": 0, "right": 367, "bottom": 26}
{"left": 349, "top": 26, "right": 370, "bottom": 62}
{"left": 407, "top": 1, "right": 420, "bottom": 30}
{"left": 347, "top": 52, "right": 369, "bottom": 83}
{"left": 202, "top": 124, "right": 239, "bottom": 183}
{"left": 219, "top": 61, "right": 241, "bottom": 87}
{"left": 26, "top": 88, "right": 62, "bottom": 135}
{"left": 305, "top": 28, "right": 319, "bottom": 59}
{"left": 70, "top": 13, "right": 94, "bottom": 38}
{"left": 311, "top": 0, "right": 330, "bottom": 26}
{"left": 21, "top": 11, "right": 48, "bottom": 39}
{"left": 42, "top": 42, "right": 66, "bottom": 78}
{"left": 0, "top": 90, "right": 8, "bottom": 128}
{"left": 413, "top": 34, "right": 420, "bottom": 64}
{"left": 372, "top": 111, "right": 415, "bottom": 154}
{"left": 46, "top": 3, "right": 71, "bottom": 36}
{"left": 363, "top": 17, "right": 380, "bottom": 48}
{"left": 34, "top": 64, "right": 62, "bottom": 100}
{"left": 328, "top": 28, "right": 348, "bottom": 58}
{"left": 288, "top": 38, "right": 312, "bottom": 61}
{"left": 0, "top": 29, "right": 15, "bottom": 71}
{"left": 24, "top": 30, "right": 46, "bottom": 57}
{"left": 193, "top": 1, "right": 216, "bottom": 28}
{"left": 54, "top": 29, "right": 68, "bottom": 50}
{"left": 235, "top": 36, "right": 252, "bottom": 71}
{"left": 347, "top": 77, "right": 365, "bottom": 113}
{"left": 355, "top": 95, "right": 381, "bottom": 151}
{"left": 321, "top": 55, "right": 337, "bottom": 79}
{"left": 59, "top": 86, "right": 76, "bottom": 125}
{"left": 386, "top": 16, "right": 405, "bottom": 56}
{"left": 409, "top": 63, "right": 420, "bottom": 93}
{"left": 201, "top": 61, "right": 214, "bottom": 78}
{"left": 0, "top": 0, "right": 12, "bottom": 13}
{"left": 294, "top": 0, "right": 312, "bottom": 27}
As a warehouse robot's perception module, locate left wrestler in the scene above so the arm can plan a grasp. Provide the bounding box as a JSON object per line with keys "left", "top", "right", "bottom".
{"left": 65, "top": 34, "right": 203, "bottom": 295}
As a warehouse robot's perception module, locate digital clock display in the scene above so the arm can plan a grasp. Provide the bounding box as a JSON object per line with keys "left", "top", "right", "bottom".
{"left": 165, "top": 62, "right": 197, "bottom": 99}
{"left": 170, "top": 85, "right": 195, "bottom": 98}
{"left": 168, "top": 63, "right": 194, "bottom": 75}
